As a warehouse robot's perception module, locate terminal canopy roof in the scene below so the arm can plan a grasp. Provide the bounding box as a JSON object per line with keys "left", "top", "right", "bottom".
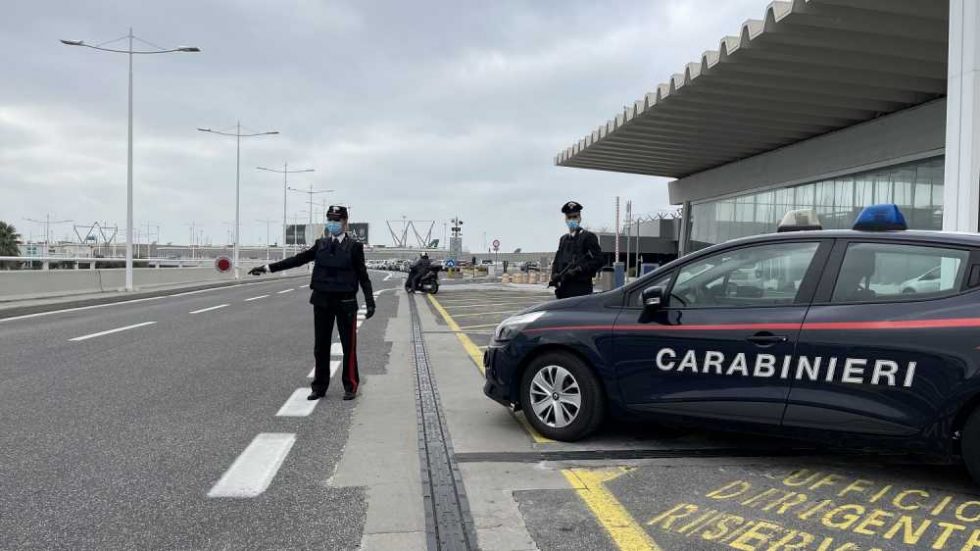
{"left": 555, "top": 0, "right": 948, "bottom": 179}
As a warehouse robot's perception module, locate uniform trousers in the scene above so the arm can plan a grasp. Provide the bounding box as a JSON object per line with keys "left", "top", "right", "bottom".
{"left": 312, "top": 294, "right": 360, "bottom": 394}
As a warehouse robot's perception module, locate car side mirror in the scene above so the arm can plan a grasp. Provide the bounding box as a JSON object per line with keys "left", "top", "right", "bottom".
{"left": 641, "top": 286, "right": 665, "bottom": 310}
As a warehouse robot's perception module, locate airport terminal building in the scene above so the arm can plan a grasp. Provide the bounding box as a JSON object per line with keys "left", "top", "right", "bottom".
{"left": 557, "top": 0, "right": 980, "bottom": 254}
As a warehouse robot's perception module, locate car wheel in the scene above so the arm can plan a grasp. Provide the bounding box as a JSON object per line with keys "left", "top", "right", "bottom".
{"left": 962, "top": 408, "right": 980, "bottom": 485}
{"left": 520, "top": 351, "right": 605, "bottom": 441}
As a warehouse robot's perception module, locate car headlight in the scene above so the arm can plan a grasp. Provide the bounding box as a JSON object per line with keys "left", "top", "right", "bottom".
{"left": 493, "top": 311, "right": 546, "bottom": 342}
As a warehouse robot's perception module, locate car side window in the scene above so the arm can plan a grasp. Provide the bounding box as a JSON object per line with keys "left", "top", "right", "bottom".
{"left": 669, "top": 242, "right": 819, "bottom": 308}
{"left": 831, "top": 243, "right": 969, "bottom": 303}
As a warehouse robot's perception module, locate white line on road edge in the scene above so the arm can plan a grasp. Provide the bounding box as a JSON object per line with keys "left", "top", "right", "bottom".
{"left": 244, "top": 295, "right": 269, "bottom": 302}
{"left": 207, "top": 433, "right": 296, "bottom": 498}
{"left": 1, "top": 296, "right": 165, "bottom": 324}
{"left": 307, "top": 360, "right": 341, "bottom": 379}
{"left": 68, "top": 321, "right": 157, "bottom": 342}
{"left": 276, "top": 389, "right": 320, "bottom": 417}
{"left": 189, "top": 304, "right": 229, "bottom": 314}
{"left": 277, "top": 288, "right": 294, "bottom": 294}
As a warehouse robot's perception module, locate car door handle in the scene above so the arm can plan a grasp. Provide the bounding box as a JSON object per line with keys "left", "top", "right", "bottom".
{"left": 747, "top": 332, "right": 788, "bottom": 346}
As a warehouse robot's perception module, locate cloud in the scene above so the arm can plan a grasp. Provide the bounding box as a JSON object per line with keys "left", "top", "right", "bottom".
{"left": 0, "top": 0, "right": 766, "bottom": 250}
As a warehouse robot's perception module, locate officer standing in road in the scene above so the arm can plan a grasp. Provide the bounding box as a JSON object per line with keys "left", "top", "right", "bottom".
{"left": 549, "top": 201, "right": 603, "bottom": 299}
{"left": 249, "top": 205, "right": 374, "bottom": 401}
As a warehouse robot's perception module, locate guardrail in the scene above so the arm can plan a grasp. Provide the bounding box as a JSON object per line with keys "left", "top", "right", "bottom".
{"left": 0, "top": 256, "right": 234, "bottom": 270}
{"left": 0, "top": 258, "right": 285, "bottom": 301}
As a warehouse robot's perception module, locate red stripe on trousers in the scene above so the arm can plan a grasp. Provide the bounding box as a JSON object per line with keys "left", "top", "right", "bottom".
{"left": 348, "top": 316, "right": 358, "bottom": 393}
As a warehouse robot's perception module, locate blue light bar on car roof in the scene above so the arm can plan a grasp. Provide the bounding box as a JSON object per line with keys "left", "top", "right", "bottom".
{"left": 853, "top": 204, "right": 908, "bottom": 231}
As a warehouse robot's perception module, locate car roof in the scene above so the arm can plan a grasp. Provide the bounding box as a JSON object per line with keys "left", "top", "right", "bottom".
{"left": 719, "top": 229, "right": 980, "bottom": 248}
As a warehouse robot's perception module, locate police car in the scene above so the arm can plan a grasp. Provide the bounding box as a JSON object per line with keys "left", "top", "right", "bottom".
{"left": 483, "top": 205, "right": 980, "bottom": 482}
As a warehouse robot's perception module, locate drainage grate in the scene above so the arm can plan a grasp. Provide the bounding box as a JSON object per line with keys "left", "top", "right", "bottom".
{"left": 409, "top": 295, "right": 477, "bottom": 551}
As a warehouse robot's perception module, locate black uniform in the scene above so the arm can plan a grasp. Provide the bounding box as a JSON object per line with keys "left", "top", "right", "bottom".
{"left": 551, "top": 228, "right": 603, "bottom": 299}
{"left": 406, "top": 256, "right": 431, "bottom": 292}
{"left": 267, "top": 233, "right": 374, "bottom": 395}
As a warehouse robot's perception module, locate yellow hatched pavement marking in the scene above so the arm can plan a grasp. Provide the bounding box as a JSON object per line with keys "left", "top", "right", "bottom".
{"left": 562, "top": 468, "right": 661, "bottom": 551}
{"left": 426, "top": 293, "right": 553, "bottom": 444}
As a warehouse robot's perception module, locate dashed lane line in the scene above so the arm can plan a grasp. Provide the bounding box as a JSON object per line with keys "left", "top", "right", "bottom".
{"left": 68, "top": 321, "right": 157, "bottom": 342}
{"left": 562, "top": 468, "right": 661, "bottom": 551}
{"left": 244, "top": 295, "right": 269, "bottom": 302}
{"left": 426, "top": 294, "right": 553, "bottom": 444}
{"left": 308, "top": 360, "right": 341, "bottom": 379}
{"left": 277, "top": 288, "right": 295, "bottom": 294}
{"left": 189, "top": 304, "right": 229, "bottom": 314}
{"left": 207, "top": 433, "right": 296, "bottom": 498}
{"left": 275, "top": 389, "right": 320, "bottom": 417}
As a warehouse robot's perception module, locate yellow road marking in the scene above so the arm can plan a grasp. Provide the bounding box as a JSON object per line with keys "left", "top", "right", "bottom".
{"left": 450, "top": 310, "right": 526, "bottom": 318}
{"left": 426, "top": 294, "right": 553, "bottom": 444}
{"left": 562, "top": 468, "right": 661, "bottom": 551}
{"left": 426, "top": 294, "right": 486, "bottom": 373}
{"left": 457, "top": 323, "right": 500, "bottom": 330}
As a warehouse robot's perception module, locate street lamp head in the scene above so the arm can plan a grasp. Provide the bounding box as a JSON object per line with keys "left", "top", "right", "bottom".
{"left": 265, "top": 131, "right": 280, "bottom": 135}
{"left": 60, "top": 39, "right": 84, "bottom": 46}
{"left": 177, "top": 46, "right": 201, "bottom": 52}
{"left": 197, "top": 128, "right": 212, "bottom": 132}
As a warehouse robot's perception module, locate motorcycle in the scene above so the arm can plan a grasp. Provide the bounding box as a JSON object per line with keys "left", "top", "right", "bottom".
{"left": 408, "top": 265, "right": 441, "bottom": 294}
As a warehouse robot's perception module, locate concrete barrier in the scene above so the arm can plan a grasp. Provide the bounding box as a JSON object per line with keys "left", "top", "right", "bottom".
{"left": 0, "top": 261, "right": 283, "bottom": 301}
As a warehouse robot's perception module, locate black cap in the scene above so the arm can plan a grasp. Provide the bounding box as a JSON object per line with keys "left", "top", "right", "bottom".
{"left": 561, "top": 201, "right": 583, "bottom": 215}
{"left": 326, "top": 205, "right": 349, "bottom": 220}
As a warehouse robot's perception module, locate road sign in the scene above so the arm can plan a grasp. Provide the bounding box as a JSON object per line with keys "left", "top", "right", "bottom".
{"left": 492, "top": 239, "right": 500, "bottom": 252}
{"left": 215, "top": 256, "right": 232, "bottom": 273}
{"left": 445, "top": 259, "right": 457, "bottom": 268}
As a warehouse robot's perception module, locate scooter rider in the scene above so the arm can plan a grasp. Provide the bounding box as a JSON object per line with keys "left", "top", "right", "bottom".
{"left": 406, "top": 252, "right": 431, "bottom": 293}
{"left": 549, "top": 201, "right": 603, "bottom": 299}
{"left": 249, "top": 205, "right": 375, "bottom": 401}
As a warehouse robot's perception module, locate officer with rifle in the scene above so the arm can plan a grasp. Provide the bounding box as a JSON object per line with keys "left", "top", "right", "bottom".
{"left": 549, "top": 201, "right": 604, "bottom": 299}
{"left": 249, "top": 205, "right": 374, "bottom": 401}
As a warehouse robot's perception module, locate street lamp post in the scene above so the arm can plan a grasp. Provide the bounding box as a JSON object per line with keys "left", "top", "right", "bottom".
{"left": 287, "top": 184, "right": 333, "bottom": 246}
{"left": 257, "top": 163, "right": 314, "bottom": 261}
{"left": 61, "top": 29, "right": 199, "bottom": 291}
{"left": 198, "top": 123, "right": 278, "bottom": 279}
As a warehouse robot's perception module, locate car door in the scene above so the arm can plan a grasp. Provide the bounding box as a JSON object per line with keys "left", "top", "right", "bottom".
{"left": 785, "top": 239, "right": 976, "bottom": 436}
{"left": 613, "top": 239, "right": 830, "bottom": 425}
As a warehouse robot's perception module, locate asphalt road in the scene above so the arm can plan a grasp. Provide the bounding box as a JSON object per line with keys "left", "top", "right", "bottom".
{"left": 0, "top": 271, "right": 402, "bottom": 550}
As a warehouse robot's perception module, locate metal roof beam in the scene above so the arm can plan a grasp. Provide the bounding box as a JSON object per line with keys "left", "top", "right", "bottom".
{"left": 784, "top": 5, "right": 948, "bottom": 42}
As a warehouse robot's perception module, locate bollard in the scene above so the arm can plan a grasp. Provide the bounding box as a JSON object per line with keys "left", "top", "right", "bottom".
{"left": 501, "top": 274, "right": 511, "bottom": 284}
{"left": 528, "top": 272, "right": 538, "bottom": 284}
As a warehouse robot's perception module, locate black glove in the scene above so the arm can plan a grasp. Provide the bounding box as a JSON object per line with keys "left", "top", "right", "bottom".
{"left": 548, "top": 274, "right": 560, "bottom": 287}
{"left": 248, "top": 266, "right": 266, "bottom": 276}
{"left": 365, "top": 305, "right": 376, "bottom": 319}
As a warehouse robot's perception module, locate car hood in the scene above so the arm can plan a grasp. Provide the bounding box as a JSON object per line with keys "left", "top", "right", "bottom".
{"left": 518, "top": 292, "right": 602, "bottom": 315}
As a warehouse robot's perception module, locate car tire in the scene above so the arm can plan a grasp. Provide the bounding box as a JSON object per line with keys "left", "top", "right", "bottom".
{"left": 520, "top": 351, "right": 605, "bottom": 441}
{"left": 962, "top": 408, "right": 980, "bottom": 485}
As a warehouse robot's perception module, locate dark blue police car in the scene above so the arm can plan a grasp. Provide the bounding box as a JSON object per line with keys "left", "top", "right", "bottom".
{"left": 483, "top": 205, "right": 980, "bottom": 482}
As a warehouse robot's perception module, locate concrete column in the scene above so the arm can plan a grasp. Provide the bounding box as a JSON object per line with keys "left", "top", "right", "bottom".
{"left": 677, "top": 201, "right": 692, "bottom": 257}
{"left": 943, "top": 0, "right": 980, "bottom": 232}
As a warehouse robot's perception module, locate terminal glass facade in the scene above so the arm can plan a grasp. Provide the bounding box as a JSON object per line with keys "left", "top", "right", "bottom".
{"left": 689, "top": 157, "right": 945, "bottom": 251}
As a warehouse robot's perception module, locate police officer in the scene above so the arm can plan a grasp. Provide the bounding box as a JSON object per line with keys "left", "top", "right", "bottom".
{"left": 405, "top": 252, "right": 431, "bottom": 293}
{"left": 549, "top": 201, "right": 603, "bottom": 299}
{"left": 249, "top": 205, "right": 374, "bottom": 401}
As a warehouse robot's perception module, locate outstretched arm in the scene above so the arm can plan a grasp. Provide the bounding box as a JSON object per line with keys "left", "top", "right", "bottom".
{"left": 249, "top": 242, "right": 317, "bottom": 275}
{"left": 352, "top": 243, "right": 376, "bottom": 317}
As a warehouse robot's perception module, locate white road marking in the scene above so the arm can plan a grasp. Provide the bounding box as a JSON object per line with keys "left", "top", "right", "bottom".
{"left": 384, "top": 273, "right": 393, "bottom": 281}
{"left": 207, "top": 433, "right": 296, "bottom": 498}
{"left": 307, "top": 360, "right": 341, "bottom": 379}
{"left": 244, "top": 295, "right": 269, "bottom": 302}
{"left": 357, "top": 321, "right": 363, "bottom": 329}
{"left": 276, "top": 389, "right": 320, "bottom": 417}
{"left": 297, "top": 285, "right": 307, "bottom": 290}
{"left": 277, "top": 288, "right": 294, "bottom": 294}
{"left": 189, "top": 304, "right": 229, "bottom": 314}
{"left": 1, "top": 296, "right": 165, "bottom": 324}
{"left": 331, "top": 342, "right": 343, "bottom": 355}
{"left": 69, "top": 321, "right": 157, "bottom": 342}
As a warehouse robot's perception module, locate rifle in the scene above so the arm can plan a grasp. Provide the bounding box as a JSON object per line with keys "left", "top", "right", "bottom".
{"left": 548, "top": 248, "right": 597, "bottom": 288}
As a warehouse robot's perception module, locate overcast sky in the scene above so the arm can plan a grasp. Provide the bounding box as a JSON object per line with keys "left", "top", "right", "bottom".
{"left": 1, "top": 0, "right": 765, "bottom": 252}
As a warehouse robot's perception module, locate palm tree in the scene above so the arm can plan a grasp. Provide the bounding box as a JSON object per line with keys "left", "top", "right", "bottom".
{"left": 0, "top": 221, "right": 22, "bottom": 266}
